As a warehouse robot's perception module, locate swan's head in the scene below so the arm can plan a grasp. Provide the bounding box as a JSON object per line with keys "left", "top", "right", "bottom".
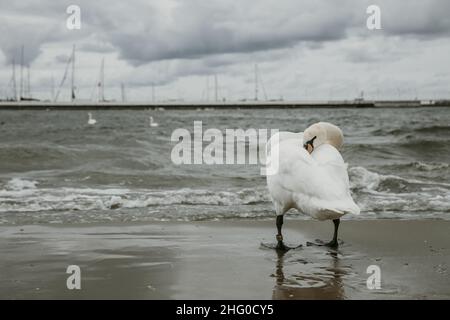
{"left": 303, "top": 122, "right": 343, "bottom": 153}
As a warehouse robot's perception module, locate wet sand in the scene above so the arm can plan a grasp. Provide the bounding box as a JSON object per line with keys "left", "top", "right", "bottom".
{"left": 0, "top": 220, "right": 449, "bottom": 299}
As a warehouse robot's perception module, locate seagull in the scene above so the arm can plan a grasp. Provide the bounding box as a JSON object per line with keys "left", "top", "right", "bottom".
{"left": 87, "top": 112, "right": 97, "bottom": 125}
{"left": 149, "top": 116, "right": 159, "bottom": 127}
{"left": 265, "top": 122, "right": 360, "bottom": 251}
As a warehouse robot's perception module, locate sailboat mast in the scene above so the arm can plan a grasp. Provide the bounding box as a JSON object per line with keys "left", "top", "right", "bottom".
{"left": 214, "top": 74, "right": 218, "bottom": 102}
{"left": 97, "top": 58, "right": 105, "bottom": 102}
{"left": 51, "top": 75, "right": 55, "bottom": 101}
{"left": 101, "top": 58, "right": 105, "bottom": 102}
{"left": 71, "top": 44, "right": 75, "bottom": 102}
{"left": 12, "top": 59, "right": 17, "bottom": 101}
{"left": 20, "top": 45, "right": 24, "bottom": 100}
{"left": 205, "top": 76, "right": 210, "bottom": 101}
{"left": 121, "top": 83, "right": 126, "bottom": 102}
{"left": 27, "top": 65, "right": 31, "bottom": 98}
{"left": 254, "top": 64, "right": 258, "bottom": 101}
{"left": 54, "top": 47, "right": 73, "bottom": 102}
{"left": 152, "top": 83, "right": 155, "bottom": 103}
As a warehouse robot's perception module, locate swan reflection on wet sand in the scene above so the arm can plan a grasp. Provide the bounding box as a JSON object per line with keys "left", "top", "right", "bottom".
{"left": 271, "top": 247, "right": 353, "bottom": 300}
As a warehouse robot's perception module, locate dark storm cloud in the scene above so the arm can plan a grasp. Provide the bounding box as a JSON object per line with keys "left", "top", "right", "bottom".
{"left": 1, "top": 0, "right": 450, "bottom": 69}
{"left": 104, "top": 0, "right": 354, "bottom": 65}
{"left": 376, "top": 0, "right": 450, "bottom": 38}
{"left": 0, "top": 1, "right": 87, "bottom": 65}
{"left": 1, "top": 0, "right": 355, "bottom": 66}
{"left": 0, "top": 16, "right": 54, "bottom": 65}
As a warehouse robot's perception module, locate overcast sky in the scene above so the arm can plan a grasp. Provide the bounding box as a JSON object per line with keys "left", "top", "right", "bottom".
{"left": 1, "top": 0, "right": 450, "bottom": 102}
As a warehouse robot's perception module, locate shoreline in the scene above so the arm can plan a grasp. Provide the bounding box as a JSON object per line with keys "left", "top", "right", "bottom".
{"left": 0, "top": 220, "right": 448, "bottom": 299}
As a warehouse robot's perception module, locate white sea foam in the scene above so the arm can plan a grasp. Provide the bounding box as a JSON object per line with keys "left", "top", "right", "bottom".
{"left": 0, "top": 178, "right": 270, "bottom": 214}
{"left": 6, "top": 178, "right": 38, "bottom": 190}
{"left": 0, "top": 171, "right": 449, "bottom": 223}
{"left": 413, "top": 161, "right": 449, "bottom": 171}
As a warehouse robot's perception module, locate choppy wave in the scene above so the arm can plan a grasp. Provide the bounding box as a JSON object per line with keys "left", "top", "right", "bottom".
{"left": 369, "top": 162, "right": 449, "bottom": 175}
{"left": 349, "top": 166, "right": 450, "bottom": 216}
{"left": 409, "top": 161, "right": 449, "bottom": 171}
{"left": 347, "top": 139, "right": 449, "bottom": 153}
{"left": 372, "top": 125, "right": 450, "bottom": 136}
{"left": 0, "top": 178, "right": 270, "bottom": 213}
{"left": 349, "top": 166, "right": 450, "bottom": 191}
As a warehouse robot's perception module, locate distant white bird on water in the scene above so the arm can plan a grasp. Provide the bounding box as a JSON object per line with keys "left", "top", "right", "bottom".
{"left": 149, "top": 116, "right": 159, "bottom": 127}
{"left": 87, "top": 112, "right": 97, "bottom": 125}
{"left": 265, "top": 122, "right": 360, "bottom": 251}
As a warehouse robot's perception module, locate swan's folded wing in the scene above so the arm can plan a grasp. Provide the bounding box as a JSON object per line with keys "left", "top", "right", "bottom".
{"left": 266, "top": 131, "right": 303, "bottom": 157}
{"left": 312, "top": 144, "right": 351, "bottom": 188}
{"left": 312, "top": 144, "right": 345, "bottom": 165}
{"left": 269, "top": 138, "right": 318, "bottom": 197}
{"left": 266, "top": 135, "right": 311, "bottom": 210}
{"left": 272, "top": 140, "right": 360, "bottom": 218}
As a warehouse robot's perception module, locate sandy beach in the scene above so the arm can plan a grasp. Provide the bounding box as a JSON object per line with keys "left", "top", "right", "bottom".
{"left": 0, "top": 220, "right": 448, "bottom": 299}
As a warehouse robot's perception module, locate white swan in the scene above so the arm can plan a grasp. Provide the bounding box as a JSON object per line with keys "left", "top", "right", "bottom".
{"left": 149, "top": 116, "right": 159, "bottom": 127}
{"left": 266, "top": 122, "right": 359, "bottom": 250}
{"left": 87, "top": 112, "right": 97, "bottom": 125}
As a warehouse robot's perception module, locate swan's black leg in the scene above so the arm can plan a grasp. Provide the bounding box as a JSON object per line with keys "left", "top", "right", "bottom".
{"left": 275, "top": 215, "right": 288, "bottom": 251}
{"left": 307, "top": 219, "right": 340, "bottom": 248}
{"left": 326, "top": 219, "right": 340, "bottom": 248}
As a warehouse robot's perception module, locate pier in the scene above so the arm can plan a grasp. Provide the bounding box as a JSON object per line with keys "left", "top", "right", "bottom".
{"left": 0, "top": 99, "right": 449, "bottom": 110}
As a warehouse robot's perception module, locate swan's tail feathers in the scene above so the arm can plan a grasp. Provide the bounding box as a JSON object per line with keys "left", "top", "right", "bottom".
{"left": 271, "top": 198, "right": 289, "bottom": 216}
{"left": 310, "top": 199, "right": 360, "bottom": 221}
{"left": 334, "top": 202, "right": 360, "bottom": 216}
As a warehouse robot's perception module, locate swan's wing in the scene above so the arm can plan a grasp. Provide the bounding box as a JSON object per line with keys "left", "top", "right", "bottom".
{"left": 311, "top": 144, "right": 350, "bottom": 189}
{"left": 274, "top": 139, "right": 328, "bottom": 200}
{"left": 267, "top": 138, "right": 360, "bottom": 219}
{"left": 266, "top": 131, "right": 306, "bottom": 214}
{"left": 266, "top": 131, "right": 303, "bottom": 157}
{"left": 270, "top": 131, "right": 303, "bottom": 144}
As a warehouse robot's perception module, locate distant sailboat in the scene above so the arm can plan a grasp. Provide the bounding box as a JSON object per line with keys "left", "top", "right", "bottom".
{"left": 97, "top": 58, "right": 105, "bottom": 103}
{"left": 71, "top": 44, "right": 76, "bottom": 102}
{"left": 54, "top": 45, "right": 75, "bottom": 102}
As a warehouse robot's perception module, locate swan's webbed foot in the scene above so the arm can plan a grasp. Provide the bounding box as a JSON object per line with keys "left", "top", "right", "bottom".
{"left": 260, "top": 236, "right": 302, "bottom": 251}
{"left": 324, "top": 240, "right": 339, "bottom": 249}
{"left": 275, "top": 234, "right": 289, "bottom": 251}
{"left": 276, "top": 240, "right": 290, "bottom": 252}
